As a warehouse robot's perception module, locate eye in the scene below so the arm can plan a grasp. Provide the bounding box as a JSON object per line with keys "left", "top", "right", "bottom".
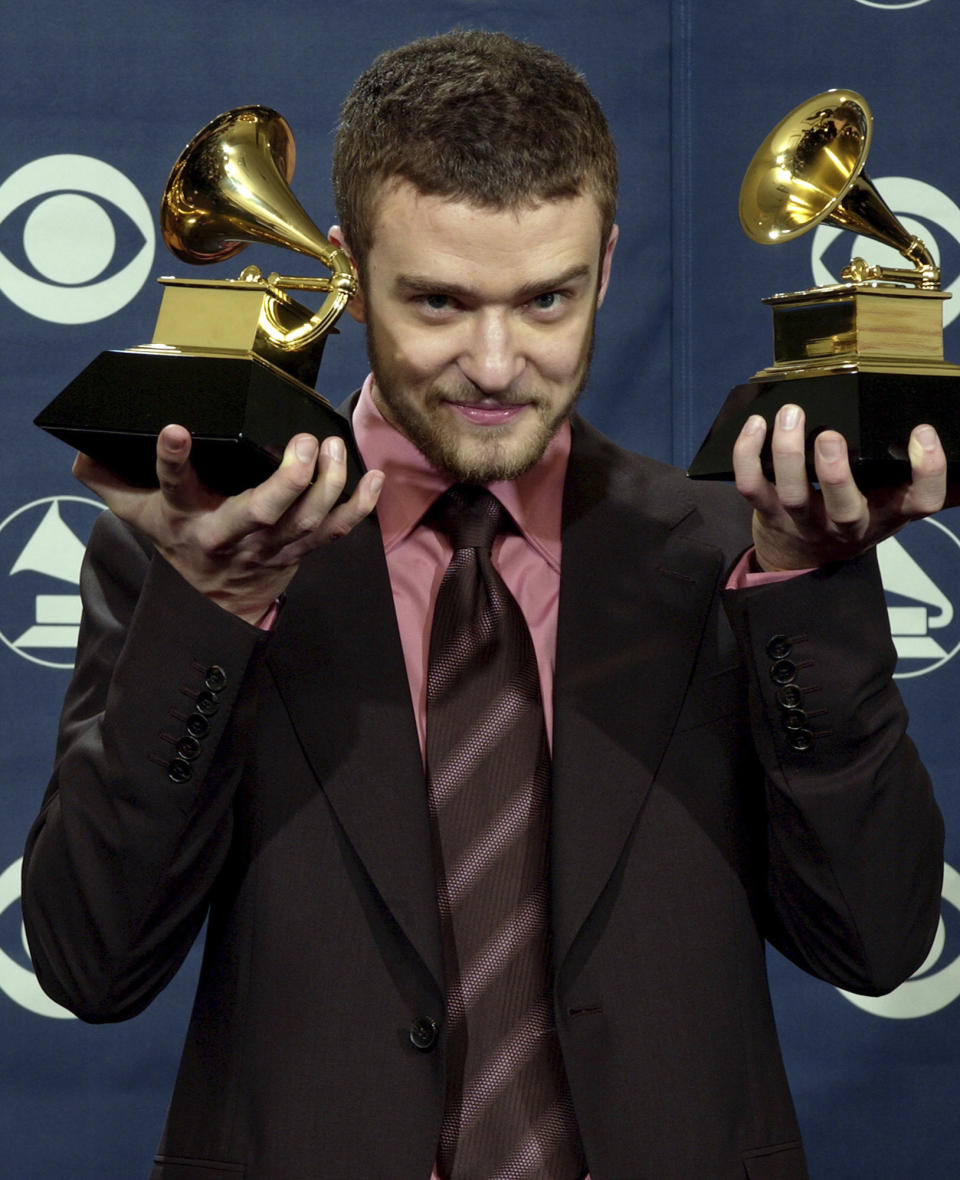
{"left": 0, "top": 154, "right": 155, "bottom": 324}
{"left": 527, "top": 290, "right": 572, "bottom": 317}
{"left": 419, "top": 293, "right": 457, "bottom": 312}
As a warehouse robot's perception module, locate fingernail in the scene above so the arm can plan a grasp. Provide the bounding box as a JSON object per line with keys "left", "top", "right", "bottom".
{"left": 916, "top": 425, "right": 937, "bottom": 451}
{"left": 295, "top": 437, "right": 317, "bottom": 462}
{"left": 369, "top": 472, "right": 384, "bottom": 495}
{"left": 779, "top": 404, "right": 800, "bottom": 431}
{"left": 744, "top": 414, "right": 765, "bottom": 435}
{"left": 817, "top": 435, "right": 842, "bottom": 461}
{"left": 323, "top": 437, "right": 345, "bottom": 463}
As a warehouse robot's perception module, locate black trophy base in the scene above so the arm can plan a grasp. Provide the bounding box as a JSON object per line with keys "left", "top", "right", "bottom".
{"left": 687, "top": 370, "right": 960, "bottom": 489}
{"left": 35, "top": 349, "right": 362, "bottom": 497}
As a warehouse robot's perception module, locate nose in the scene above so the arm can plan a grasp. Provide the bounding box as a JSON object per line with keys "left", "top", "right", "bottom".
{"left": 458, "top": 309, "right": 524, "bottom": 395}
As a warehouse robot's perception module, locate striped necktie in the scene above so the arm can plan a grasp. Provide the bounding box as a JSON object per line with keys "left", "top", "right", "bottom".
{"left": 425, "top": 484, "right": 585, "bottom": 1180}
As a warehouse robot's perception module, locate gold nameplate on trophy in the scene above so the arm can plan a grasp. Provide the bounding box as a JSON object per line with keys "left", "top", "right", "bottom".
{"left": 688, "top": 89, "right": 960, "bottom": 487}
{"left": 35, "top": 106, "right": 362, "bottom": 496}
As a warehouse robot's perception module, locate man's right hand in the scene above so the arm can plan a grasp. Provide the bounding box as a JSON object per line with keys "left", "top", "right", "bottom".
{"left": 73, "top": 423, "right": 385, "bottom": 625}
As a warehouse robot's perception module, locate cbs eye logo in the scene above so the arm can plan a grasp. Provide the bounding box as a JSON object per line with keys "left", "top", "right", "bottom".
{"left": 839, "top": 862, "right": 960, "bottom": 1018}
{"left": 811, "top": 177, "right": 960, "bottom": 327}
{"left": 0, "top": 858, "right": 73, "bottom": 1020}
{"left": 852, "top": 1, "right": 932, "bottom": 8}
{"left": 0, "top": 154, "right": 155, "bottom": 324}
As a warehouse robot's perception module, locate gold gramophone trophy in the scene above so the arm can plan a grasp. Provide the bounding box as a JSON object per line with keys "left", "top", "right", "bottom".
{"left": 35, "top": 106, "right": 361, "bottom": 496}
{"left": 688, "top": 89, "right": 960, "bottom": 487}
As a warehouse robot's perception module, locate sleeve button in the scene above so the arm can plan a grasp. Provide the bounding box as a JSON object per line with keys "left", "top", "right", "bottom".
{"left": 204, "top": 665, "right": 227, "bottom": 692}
{"left": 776, "top": 685, "right": 803, "bottom": 710}
{"left": 186, "top": 713, "right": 210, "bottom": 739}
{"left": 770, "top": 659, "right": 796, "bottom": 686}
{"left": 176, "top": 736, "right": 202, "bottom": 761}
{"left": 168, "top": 759, "right": 193, "bottom": 783}
{"left": 195, "top": 691, "right": 219, "bottom": 717}
{"left": 765, "top": 634, "right": 792, "bottom": 660}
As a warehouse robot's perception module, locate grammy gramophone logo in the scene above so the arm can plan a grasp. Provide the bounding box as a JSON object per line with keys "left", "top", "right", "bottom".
{"left": 0, "top": 495, "right": 102, "bottom": 669}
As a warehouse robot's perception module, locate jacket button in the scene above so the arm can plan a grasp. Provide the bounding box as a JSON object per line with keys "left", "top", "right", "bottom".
{"left": 788, "top": 729, "right": 813, "bottom": 752}
{"left": 782, "top": 709, "right": 808, "bottom": 731}
{"left": 770, "top": 659, "right": 796, "bottom": 685}
{"left": 186, "top": 713, "right": 210, "bottom": 739}
{"left": 176, "top": 735, "right": 202, "bottom": 761}
{"left": 409, "top": 1016, "right": 439, "bottom": 1051}
{"left": 204, "top": 665, "right": 227, "bottom": 692}
{"left": 766, "top": 634, "right": 792, "bottom": 660}
{"left": 168, "top": 758, "right": 192, "bottom": 783}
{"left": 776, "top": 684, "right": 803, "bottom": 710}
{"left": 195, "top": 690, "right": 219, "bottom": 717}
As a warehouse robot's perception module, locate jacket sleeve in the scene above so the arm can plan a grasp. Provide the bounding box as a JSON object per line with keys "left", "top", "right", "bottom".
{"left": 22, "top": 511, "right": 265, "bottom": 1022}
{"left": 723, "top": 547, "right": 945, "bottom": 996}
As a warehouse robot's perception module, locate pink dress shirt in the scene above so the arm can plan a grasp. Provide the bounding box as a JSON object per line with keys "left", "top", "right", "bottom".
{"left": 352, "top": 376, "right": 569, "bottom": 755}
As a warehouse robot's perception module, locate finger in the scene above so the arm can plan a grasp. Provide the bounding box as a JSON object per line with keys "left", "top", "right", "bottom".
{"left": 812, "top": 431, "right": 866, "bottom": 527}
{"left": 312, "top": 434, "right": 351, "bottom": 508}
{"left": 275, "top": 468, "right": 385, "bottom": 563}
{"left": 273, "top": 434, "right": 379, "bottom": 551}
{"left": 768, "top": 404, "right": 809, "bottom": 509}
{"left": 732, "top": 414, "right": 772, "bottom": 505}
{"left": 72, "top": 451, "right": 151, "bottom": 517}
{"left": 155, "top": 424, "right": 205, "bottom": 510}
{"left": 318, "top": 468, "right": 385, "bottom": 542}
{"left": 904, "top": 424, "right": 947, "bottom": 516}
{"left": 73, "top": 450, "right": 117, "bottom": 494}
{"left": 213, "top": 434, "right": 321, "bottom": 543}
{"left": 268, "top": 435, "right": 353, "bottom": 543}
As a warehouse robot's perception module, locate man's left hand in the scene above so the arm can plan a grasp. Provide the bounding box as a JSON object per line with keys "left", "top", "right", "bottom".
{"left": 733, "top": 403, "right": 952, "bottom": 572}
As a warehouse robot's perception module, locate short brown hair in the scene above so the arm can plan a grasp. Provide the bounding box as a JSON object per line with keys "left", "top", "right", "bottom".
{"left": 332, "top": 30, "right": 618, "bottom": 273}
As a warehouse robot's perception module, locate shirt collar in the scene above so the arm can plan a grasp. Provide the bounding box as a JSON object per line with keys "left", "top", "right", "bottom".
{"left": 352, "top": 375, "right": 568, "bottom": 571}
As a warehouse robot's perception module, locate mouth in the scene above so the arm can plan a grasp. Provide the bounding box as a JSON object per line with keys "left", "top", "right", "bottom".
{"left": 445, "top": 400, "right": 531, "bottom": 427}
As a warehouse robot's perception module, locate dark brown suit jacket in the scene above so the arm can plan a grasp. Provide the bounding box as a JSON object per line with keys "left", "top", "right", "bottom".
{"left": 23, "top": 416, "right": 944, "bottom": 1179}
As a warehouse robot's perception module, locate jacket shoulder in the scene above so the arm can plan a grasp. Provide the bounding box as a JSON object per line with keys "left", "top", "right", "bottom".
{"left": 567, "top": 414, "right": 754, "bottom": 562}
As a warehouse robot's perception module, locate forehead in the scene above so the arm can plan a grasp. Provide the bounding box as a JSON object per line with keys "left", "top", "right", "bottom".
{"left": 364, "top": 180, "right": 605, "bottom": 286}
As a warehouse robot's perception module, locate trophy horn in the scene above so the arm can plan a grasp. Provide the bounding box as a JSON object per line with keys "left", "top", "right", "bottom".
{"left": 738, "top": 89, "right": 938, "bottom": 288}
{"left": 160, "top": 105, "right": 356, "bottom": 342}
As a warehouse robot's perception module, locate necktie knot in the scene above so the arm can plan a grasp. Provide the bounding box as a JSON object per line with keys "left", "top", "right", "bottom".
{"left": 433, "top": 485, "right": 508, "bottom": 552}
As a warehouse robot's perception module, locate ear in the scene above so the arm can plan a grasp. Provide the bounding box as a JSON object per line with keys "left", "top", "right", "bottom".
{"left": 328, "top": 225, "right": 367, "bottom": 324}
{"left": 596, "top": 224, "right": 619, "bottom": 308}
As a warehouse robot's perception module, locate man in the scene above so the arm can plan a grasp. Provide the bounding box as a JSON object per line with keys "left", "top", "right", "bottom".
{"left": 22, "top": 30, "right": 946, "bottom": 1180}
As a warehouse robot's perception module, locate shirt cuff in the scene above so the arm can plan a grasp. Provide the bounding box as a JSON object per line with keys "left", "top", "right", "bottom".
{"left": 256, "top": 599, "right": 282, "bottom": 630}
{"left": 726, "top": 547, "right": 814, "bottom": 589}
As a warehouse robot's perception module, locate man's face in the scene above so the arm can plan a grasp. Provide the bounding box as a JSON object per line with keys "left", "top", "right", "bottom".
{"left": 334, "top": 181, "right": 618, "bottom": 482}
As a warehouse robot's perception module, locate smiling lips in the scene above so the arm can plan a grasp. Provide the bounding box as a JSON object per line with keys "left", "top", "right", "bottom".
{"left": 448, "top": 401, "right": 530, "bottom": 426}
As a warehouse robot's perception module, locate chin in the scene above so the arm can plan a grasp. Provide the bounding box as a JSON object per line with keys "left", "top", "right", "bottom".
{"left": 433, "top": 436, "right": 548, "bottom": 483}
{"left": 374, "top": 379, "right": 571, "bottom": 482}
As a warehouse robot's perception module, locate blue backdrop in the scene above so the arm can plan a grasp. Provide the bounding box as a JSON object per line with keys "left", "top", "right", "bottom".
{"left": 1, "top": 1, "right": 958, "bottom": 1176}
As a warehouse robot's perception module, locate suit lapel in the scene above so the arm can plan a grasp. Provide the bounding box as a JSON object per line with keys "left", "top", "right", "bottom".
{"left": 551, "top": 419, "right": 727, "bottom": 969}
{"left": 265, "top": 514, "right": 444, "bottom": 991}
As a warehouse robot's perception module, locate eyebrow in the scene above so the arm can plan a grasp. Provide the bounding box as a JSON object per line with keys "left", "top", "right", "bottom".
{"left": 394, "top": 263, "right": 593, "bottom": 303}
